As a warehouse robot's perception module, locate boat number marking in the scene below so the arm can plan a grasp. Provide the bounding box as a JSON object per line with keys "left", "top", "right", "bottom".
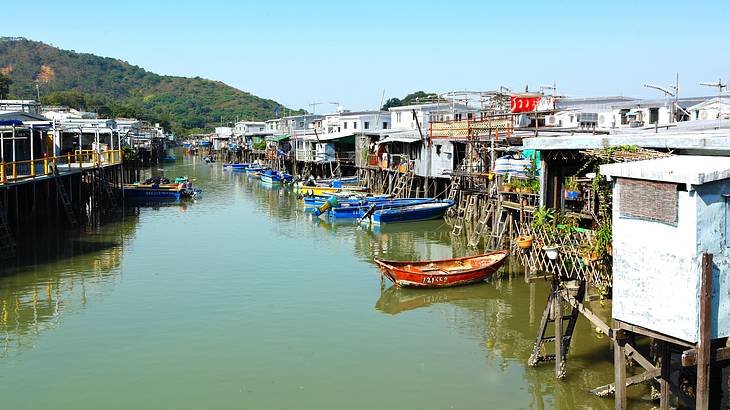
{"left": 423, "top": 277, "right": 448, "bottom": 284}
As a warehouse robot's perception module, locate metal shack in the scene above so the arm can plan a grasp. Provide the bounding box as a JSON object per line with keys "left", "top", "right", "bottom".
{"left": 600, "top": 155, "right": 730, "bottom": 343}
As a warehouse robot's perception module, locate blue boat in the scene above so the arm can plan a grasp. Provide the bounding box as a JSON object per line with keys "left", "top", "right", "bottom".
{"left": 260, "top": 170, "right": 292, "bottom": 185}
{"left": 329, "top": 198, "right": 435, "bottom": 219}
{"left": 122, "top": 187, "right": 182, "bottom": 199}
{"left": 245, "top": 165, "right": 268, "bottom": 173}
{"left": 369, "top": 200, "right": 455, "bottom": 224}
{"left": 198, "top": 141, "right": 211, "bottom": 147}
{"left": 161, "top": 156, "right": 176, "bottom": 162}
{"left": 303, "top": 194, "right": 392, "bottom": 208}
{"left": 223, "top": 163, "right": 251, "bottom": 169}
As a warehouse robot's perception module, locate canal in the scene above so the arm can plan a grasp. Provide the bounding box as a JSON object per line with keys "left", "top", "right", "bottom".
{"left": 0, "top": 155, "right": 656, "bottom": 409}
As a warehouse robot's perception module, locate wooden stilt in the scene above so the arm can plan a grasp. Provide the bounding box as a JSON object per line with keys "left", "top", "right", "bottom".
{"left": 614, "top": 328, "right": 627, "bottom": 410}
{"left": 696, "top": 252, "right": 713, "bottom": 410}
{"left": 660, "top": 342, "right": 670, "bottom": 410}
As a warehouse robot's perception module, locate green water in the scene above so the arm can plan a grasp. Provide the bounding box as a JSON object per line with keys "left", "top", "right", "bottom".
{"left": 0, "top": 156, "right": 655, "bottom": 409}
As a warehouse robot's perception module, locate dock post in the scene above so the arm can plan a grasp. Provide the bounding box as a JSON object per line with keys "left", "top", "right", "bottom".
{"left": 696, "top": 252, "right": 713, "bottom": 410}
{"left": 613, "top": 327, "right": 627, "bottom": 410}
{"left": 660, "top": 341, "right": 670, "bottom": 410}
{"left": 554, "top": 289, "right": 564, "bottom": 379}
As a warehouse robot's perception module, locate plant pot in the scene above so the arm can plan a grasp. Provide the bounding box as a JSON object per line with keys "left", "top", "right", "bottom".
{"left": 590, "top": 251, "right": 600, "bottom": 262}
{"left": 516, "top": 235, "right": 533, "bottom": 249}
{"left": 504, "top": 186, "right": 513, "bottom": 193}
{"left": 542, "top": 245, "right": 559, "bottom": 260}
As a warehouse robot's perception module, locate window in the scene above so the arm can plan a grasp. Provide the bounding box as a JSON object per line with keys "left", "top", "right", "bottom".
{"left": 364, "top": 121, "right": 370, "bottom": 129}
{"left": 455, "top": 113, "right": 462, "bottom": 121}
{"left": 383, "top": 122, "right": 388, "bottom": 129}
{"left": 467, "top": 113, "right": 473, "bottom": 120}
{"left": 344, "top": 122, "right": 347, "bottom": 130}
{"left": 299, "top": 121, "right": 304, "bottom": 128}
{"left": 353, "top": 122, "right": 357, "bottom": 129}
{"left": 396, "top": 112, "right": 402, "bottom": 122}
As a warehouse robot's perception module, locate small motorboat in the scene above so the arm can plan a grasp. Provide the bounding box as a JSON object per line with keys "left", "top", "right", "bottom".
{"left": 223, "top": 163, "right": 251, "bottom": 169}
{"left": 374, "top": 251, "right": 510, "bottom": 288}
{"left": 366, "top": 200, "right": 455, "bottom": 224}
{"left": 327, "top": 198, "right": 436, "bottom": 219}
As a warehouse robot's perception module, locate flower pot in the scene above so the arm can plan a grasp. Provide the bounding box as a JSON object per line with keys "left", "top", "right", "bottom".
{"left": 516, "top": 235, "right": 533, "bottom": 249}
{"left": 542, "top": 245, "right": 559, "bottom": 260}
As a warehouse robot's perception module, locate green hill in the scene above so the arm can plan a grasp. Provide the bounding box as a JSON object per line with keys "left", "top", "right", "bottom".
{"left": 0, "top": 37, "right": 300, "bottom": 134}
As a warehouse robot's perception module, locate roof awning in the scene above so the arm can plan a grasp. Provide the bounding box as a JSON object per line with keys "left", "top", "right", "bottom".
{"left": 377, "top": 130, "right": 423, "bottom": 144}
{"left": 267, "top": 134, "right": 290, "bottom": 142}
{"left": 317, "top": 131, "right": 355, "bottom": 141}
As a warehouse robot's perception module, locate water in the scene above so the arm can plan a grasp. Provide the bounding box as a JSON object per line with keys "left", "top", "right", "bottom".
{"left": 0, "top": 155, "right": 656, "bottom": 409}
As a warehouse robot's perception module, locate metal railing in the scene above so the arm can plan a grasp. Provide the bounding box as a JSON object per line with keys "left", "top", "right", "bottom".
{"left": 0, "top": 150, "right": 122, "bottom": 184}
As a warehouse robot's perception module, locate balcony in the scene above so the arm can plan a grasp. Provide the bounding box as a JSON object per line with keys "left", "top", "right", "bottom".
{"left": 430, "top": 116, "right": 512, "bottom": 140}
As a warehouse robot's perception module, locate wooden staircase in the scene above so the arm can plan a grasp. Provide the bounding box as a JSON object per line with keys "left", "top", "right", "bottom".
{"left": 52, "top": 166, "right": 78, "bottom": 227}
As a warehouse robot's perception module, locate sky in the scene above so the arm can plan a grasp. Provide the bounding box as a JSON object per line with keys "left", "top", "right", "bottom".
{"left": 1, "top": 0, "right": 729, "bottom": 112}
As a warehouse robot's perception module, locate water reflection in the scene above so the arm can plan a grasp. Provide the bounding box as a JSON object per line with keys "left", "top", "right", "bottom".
{"left": 0, "top": 210, "right": 138, "bottom": 358}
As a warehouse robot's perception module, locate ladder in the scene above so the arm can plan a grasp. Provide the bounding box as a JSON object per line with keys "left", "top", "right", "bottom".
{"left": 391, "top": 171, "right": 412, "bottom": 198}
{"left": 52, "top": 166, "right": 78, "bottom": 227}
{"left": 446, "top": 175, "right": 462, "bottom": 202}
{"left": 0, "top": 191, "right": 16, "bottom": 259}
{"left": 98, "top": 167, "right": 118, "bottom": 208}
{"left": 488, "top": 202, "right": 508, "bottom": 249}
{"left": 468, "top": 201, "right": 494, "bottom": 248}
{"left": 528, "top": 280, "right": 585, "bottom": 379}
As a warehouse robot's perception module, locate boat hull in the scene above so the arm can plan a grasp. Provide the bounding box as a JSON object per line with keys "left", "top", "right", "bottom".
{"left": 374, "top": 251, "right": 509, "bottom": 288}
{"left": 122, "top": 187, "right": 182, "bottom": 199}
{"left": 296, "top": 184, "right": 368, "bottom": 196}
{"left": 371, "top": 200, "right": 454, "bottom": 224}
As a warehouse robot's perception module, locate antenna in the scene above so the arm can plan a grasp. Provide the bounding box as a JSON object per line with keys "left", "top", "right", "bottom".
{"left": 644, "top": 76, "right": 681, "bottom": 122}
{"left": 643, "top": 84, "right": 675, "bottom": 97}
{"left": 700, "top": 78, "right": 727, "bottom": 128}
{"left": 307, "top": 102, "right": 324, "bottom": 115}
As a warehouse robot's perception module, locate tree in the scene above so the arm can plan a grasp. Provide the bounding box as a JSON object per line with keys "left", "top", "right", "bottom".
{"left": 0, "top": 73, "right": 12, "bottom": 99}
{"left": 381, "top": 97, "right": 401, "bottom": 110}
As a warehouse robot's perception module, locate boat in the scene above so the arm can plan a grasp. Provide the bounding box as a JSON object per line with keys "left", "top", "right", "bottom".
{"left": 122, "top": 176, "right": 200, "bottom": 200}
{"left": 161, "top": 155, "right": 176, "bottom": 163}
{"left": 366, "top": 200, "right": 455, "bottom": 224}
{"left": 122, "top": 184, "right": 184, "bottom": 199}
{"left": 295, "top": 183, "right": 368, "bottom": 196}
{"left": 303, "top": 194, "right": 392, "bottom": 208}
{"left": 374, "top": 250, "right": 510, "bottom": 288}
{"left": 223, "top": 163, "right": 251, "bottom": 169}
{"left": 327, "top": 198, "right": 436, "bottom": 219}
{"left": 260, "top": 170, "right": 291, "bottom": 185}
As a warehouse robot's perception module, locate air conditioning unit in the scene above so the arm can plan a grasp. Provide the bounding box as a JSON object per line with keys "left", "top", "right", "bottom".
{"left": 547, "top": 115, "right": 556, "bottom": 125}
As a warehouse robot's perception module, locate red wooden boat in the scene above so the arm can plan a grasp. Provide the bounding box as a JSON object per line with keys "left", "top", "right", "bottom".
{"left": 374, "top": 250, "right": 510, "bottom": 288}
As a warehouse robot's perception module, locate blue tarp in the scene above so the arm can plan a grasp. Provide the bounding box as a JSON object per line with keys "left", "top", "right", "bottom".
{"left": 0, "top": 120, "right": 23, "bottom": 126}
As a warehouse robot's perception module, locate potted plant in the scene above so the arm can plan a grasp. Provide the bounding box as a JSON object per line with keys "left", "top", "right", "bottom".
{"left": 564, "top": 176, "right": 580, "bottom": 200}
{"left": 516, "top": 235, "right": 533, "bottom": 249}
{"left": 503, "top": 181, "right": 513, "bottom": 193}
{"left": 542, "top": 244, "right": 559, "bottom": 260}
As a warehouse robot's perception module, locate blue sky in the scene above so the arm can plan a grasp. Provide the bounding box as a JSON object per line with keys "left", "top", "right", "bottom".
{"left": 2, "top": 0, "right": 729, "bottom": 111}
